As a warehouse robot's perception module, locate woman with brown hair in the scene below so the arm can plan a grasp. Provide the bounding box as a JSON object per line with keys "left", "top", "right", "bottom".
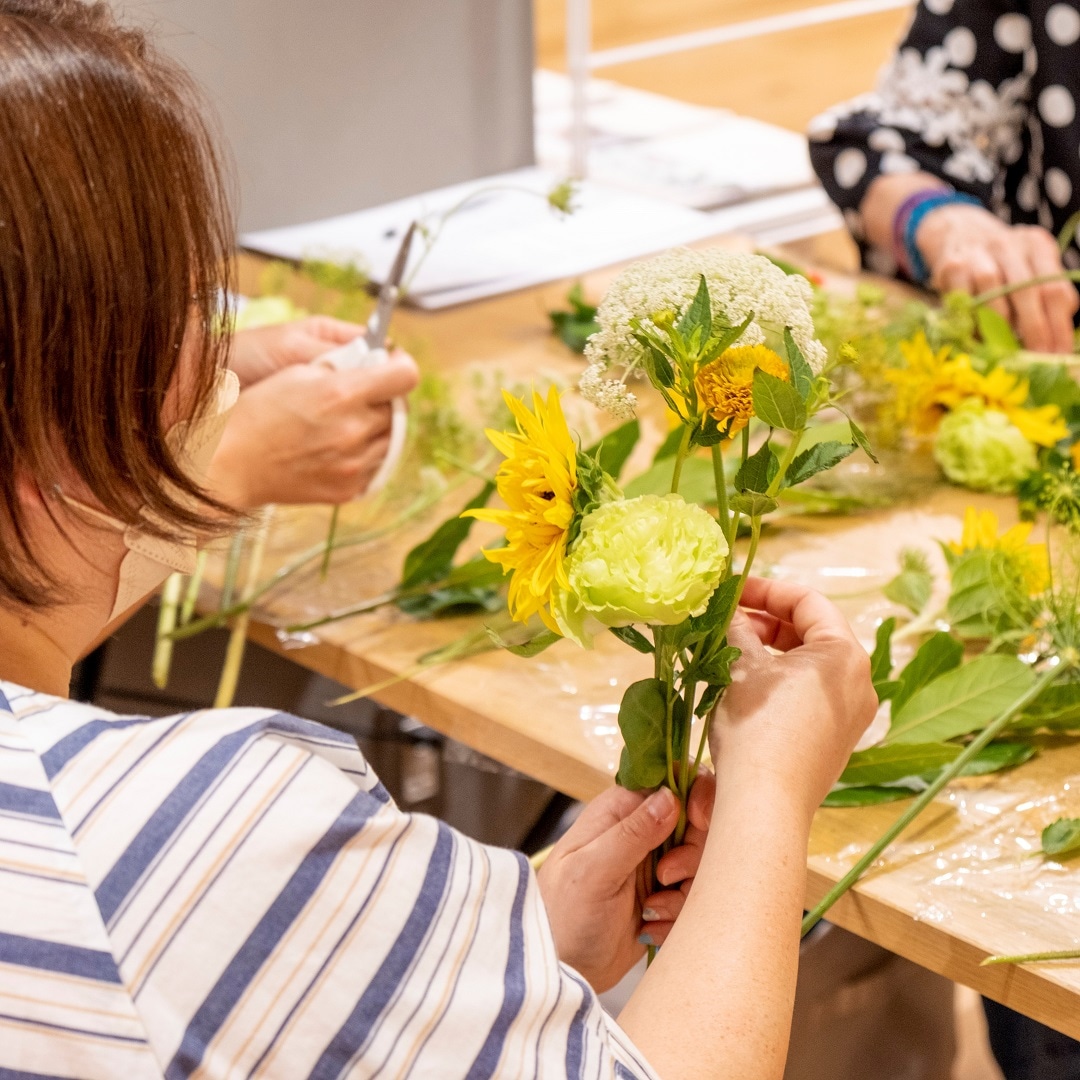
{"left": 0, "top": 3, "right": 877, "bottom": 1077}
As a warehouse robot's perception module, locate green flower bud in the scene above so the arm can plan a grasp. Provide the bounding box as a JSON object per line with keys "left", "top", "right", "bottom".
{"left": 555, "top": 494, "right": 728, "bottom": 647}
{"left": 933, "top": 402, "right": 1037, "bottom": 494}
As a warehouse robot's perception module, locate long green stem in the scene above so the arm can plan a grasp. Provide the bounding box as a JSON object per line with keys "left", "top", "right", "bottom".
{"left": 982, "top": 950, "right": 1080, "bottom": 967}
{"left": 972, "top": 270, "right": 1080, "bottom": 309}
{"left": 802, "top": 662, "right": 1070, "bottom": 938}
{"left": 180, "top": 551, "right": 208, "bottom": 626}
{"left": 320, "top": 506, "right": 340, "bottom": 580}
{"left": 711, "top": 443, "right": 732, "bottom": 548}
{"left": 669, "top": 424, "right": 694, "bottom": 495}
{"left": 152, "top": 573, "right": 184, "bottom": 690}
{"left": 767, "top": 429, "right": 805, "bottom": 499}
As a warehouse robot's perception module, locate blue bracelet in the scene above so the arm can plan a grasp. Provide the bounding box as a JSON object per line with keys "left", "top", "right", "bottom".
{"left": 903, "top": 191, "right": 983, "bottom": 285}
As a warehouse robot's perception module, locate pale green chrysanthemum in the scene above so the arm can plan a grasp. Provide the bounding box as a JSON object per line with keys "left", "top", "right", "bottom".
{"left": 554, "top": 493, "right": 728, "bottom": 647}
{"left": 933, "top": 402, "right": 1037, "bottom": 494}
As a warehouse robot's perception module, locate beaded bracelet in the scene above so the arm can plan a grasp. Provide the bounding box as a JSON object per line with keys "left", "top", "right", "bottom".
{"left": 892, "top": 188, "right": 982, "bottom": 285}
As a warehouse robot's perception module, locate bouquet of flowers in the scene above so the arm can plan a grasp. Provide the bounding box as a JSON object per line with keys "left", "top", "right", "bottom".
{"left": 467, "top": 247, "right": 871, "bottom": 840}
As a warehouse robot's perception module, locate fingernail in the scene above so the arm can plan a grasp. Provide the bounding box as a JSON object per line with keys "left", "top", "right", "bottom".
{"left": 645, "top": 788, "right": 677, "bottom": 823}
{"left": 638, "top": 933, "right": 655, "bottom": 947}
{"left": 641, "top": 907, "right": 662, "bottom": 922}
{"left": 656, "top": 868, "right": 672, "bottom": 886}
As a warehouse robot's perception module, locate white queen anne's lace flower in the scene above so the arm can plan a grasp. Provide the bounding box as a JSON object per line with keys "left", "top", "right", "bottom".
{"left": 580, "top": 247, "right": 826, "bottom": 416}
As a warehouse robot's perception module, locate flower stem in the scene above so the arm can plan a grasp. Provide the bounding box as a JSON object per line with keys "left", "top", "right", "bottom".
{"left": 767, "top": 429, "right": 805, "bottom": 499}
{"left": 801, "top": 662, "right": 1070, "bottom": 938}
{"left": 321, "top": 506, "right": 340, "bottom": 581}
{"left": 152, "top": 573, "right": 184, "bottom": 690}
{"left": 179, "top": 551, "right": 208, "bottom": 626}
{"left": 972, "top": 270, "right": 1080, "bottom": 309}
{"left": 669, "top": 424, "right": 694, "bottom": 495}
{"left": 711, "top": 443, "right": 732, "bottom": 548}
{"left": 982, "top": 950, "right": 1080, "bottom": 967}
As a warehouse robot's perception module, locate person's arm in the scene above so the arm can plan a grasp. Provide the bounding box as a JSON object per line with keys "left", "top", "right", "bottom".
{"left": 862, "top": 172, "right": 1078, "bottom": 352}
{"left": 616, "top": 578, "right": 878, "bottom": 1080}
{"left": 809, "top": 2, "right": 1078, "bottom": 350}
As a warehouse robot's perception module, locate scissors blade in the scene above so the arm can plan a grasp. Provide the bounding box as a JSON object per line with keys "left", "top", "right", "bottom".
{"left": 367, "top": 220, "right": 417, "bottom": 350}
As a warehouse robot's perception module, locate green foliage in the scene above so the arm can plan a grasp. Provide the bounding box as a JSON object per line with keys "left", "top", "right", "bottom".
{"left": 1026, "top": 363, "right": 1080, "bottom": 421}
{"left": 953, "top": 740, "right": 1035, "bottom": 777}
{"left": 839, "top": 742, "right": 962, "bottom": 786}
{"left": 784, "top": 327, "right": 815, "bottom": 400}
{"left": 785, "top": 441, "right": 855, "bottom": 488}
{"left": 735, "top": 440, "right": 779, "bottom": 493}
{"left": 486, "top": 625, "right": 562, "bottom": 657}
{"left": 848, "top": 418, "right": 879, "bottom": 464}
{"left": 1019, "top": 455, "right": 1080, "bottom": 533}
{"left": 1043, "top": 818, "right": 1080, "bottom": 859}
{"left": 752, "top": 369, "right": 806, "bottom": 432}
{"left": 653, "top": 426, "right": 685, "bottom": 463}
{"left": 1015, "top": 680, "right": 1080, "bottom": 732}
{"left": 549, "top": 283, "right": 600, "bottom": 353}
{"left": 586, "top": 419, "right": 640, "bottom": 481}
{"left": 729, "top": 492, "right": 779, "bottom": 516}
{"left": 975, "top": 306, "right": 1020, "bottom": 360}
{"left": 871, "top": 618, "right": 896, "bottom": 685}
{"left": 890, "top": 632, "right": 964, "bottom": 717}
{"left": 609, "top": 625, "right": 654, "bottom": 653}
{"left": 886, "top": 654, "right": 1036, "bottom": 745}
{"left": 883, "top": 548, "right": 934, "bottom": 616}
{"left": 945, "top": 547, "right": 1036, "bottom": 642}
{"left": 822, "top": 785, "right": 919, "bottom": 807}
{"left": 616, "top": 679, "right": 674, "bottom": 790}
{"left": 400, "top": 482, "right": 496, "bottom": 591}
{"left": 624, "top": 455, "right": 717, "bottom": 504}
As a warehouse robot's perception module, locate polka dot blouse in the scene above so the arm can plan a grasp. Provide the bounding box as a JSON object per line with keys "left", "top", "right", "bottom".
{"left": 809, "top": 0, "right": 1080, "bottom": 274}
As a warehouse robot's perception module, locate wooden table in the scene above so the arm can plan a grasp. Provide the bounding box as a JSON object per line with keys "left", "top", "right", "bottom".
{"left": 227, "top": 251, "right": 1080, "bottom": 1041}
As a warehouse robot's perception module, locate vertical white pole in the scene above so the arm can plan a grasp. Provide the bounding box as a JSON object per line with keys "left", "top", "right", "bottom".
{"left": 566, "top": 0, "right": 591, "bottom": 179}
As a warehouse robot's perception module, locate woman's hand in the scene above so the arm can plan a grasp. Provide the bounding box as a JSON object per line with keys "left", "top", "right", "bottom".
{"left": 229, "top": 316, "right": 370, "bottom": 386}
{"left": 206, "top": 353, "right": 418, "bottom": 507}
{"left": 710, "top": 577, "right": 878, "bottom": 817}
{"left": 917, "top": 203, "right": 1078, "bottom": 352}
{"left": 537, "top": 773, "right": 714, "bottom": 993}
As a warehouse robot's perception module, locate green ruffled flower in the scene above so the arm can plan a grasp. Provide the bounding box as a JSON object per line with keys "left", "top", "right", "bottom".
{"left": 555, "top": 493, "right": 728, "bottom": 646}
{"left": 933, "top": 402, "right": 1036, "bottom": 494}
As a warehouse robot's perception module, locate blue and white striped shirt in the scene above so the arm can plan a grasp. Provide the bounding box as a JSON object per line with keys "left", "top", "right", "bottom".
{"left": 0, "top": 681, "right": 658, "bottom": 1079}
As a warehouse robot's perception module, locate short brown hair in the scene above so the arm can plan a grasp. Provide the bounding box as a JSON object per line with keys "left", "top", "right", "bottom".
{"left": 0, "top": 0, "right": 237, "bottom": 606}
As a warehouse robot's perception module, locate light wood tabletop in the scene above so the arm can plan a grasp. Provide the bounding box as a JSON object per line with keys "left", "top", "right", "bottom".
{"left": 226, "top": 249, "right": 1080, "bottom": 1042}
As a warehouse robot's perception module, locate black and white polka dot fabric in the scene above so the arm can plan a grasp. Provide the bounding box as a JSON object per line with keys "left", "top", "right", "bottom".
{"left": 809, "top": 0, "right": 1080, "bottom": 274}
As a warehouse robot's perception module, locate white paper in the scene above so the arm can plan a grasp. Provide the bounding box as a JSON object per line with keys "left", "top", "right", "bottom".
{"left": 241, "top": 166, "right": 726, "bottom": 309}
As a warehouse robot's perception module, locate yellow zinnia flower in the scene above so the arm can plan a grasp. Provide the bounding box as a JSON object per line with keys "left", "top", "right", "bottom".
{"left": 694, "top": 344, "right": 789, "bottom": 437}
{"left": 886, "top": 333, "right": 984, "bottom": 435}
{"left": 975, "top": 367, "right": 1069, "bottom": 447}
{"left": 464, "top": 388, "right": 578, "bottom": 632}
{"left": 948, "top": 506, "right": 1050, "bottom": 596}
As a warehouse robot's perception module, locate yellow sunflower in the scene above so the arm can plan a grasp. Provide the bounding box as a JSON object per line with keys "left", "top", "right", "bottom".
{"left": 694, "top": 344, "right": 789, "bottom": 436}
{"left": 885, "top": 332, "right": 984, "bottom": 435}
{"left": 975, "top": 366, "right": 1069, "bottom": 447}
{"left": 948, "top": 506, "right": 1050, "bottom": 596}
{"left": 463, "top": 388, "right": 577, "bottom": 632}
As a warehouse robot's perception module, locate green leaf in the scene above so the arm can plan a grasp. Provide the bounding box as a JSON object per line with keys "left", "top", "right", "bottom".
{"left": 692, "top": 414, "right": 728, "bottom": 447}
{"left": 486, "top": 625, "right": 562, "bottom": 657}
{"left": 883, "top": 549, "right": 934, "bottom": 616}
{"left": 752, "top": 369, "right": 806, "bottom": 432}
{"left": 678, "top": 274, "right": 712, "bottom": 339}
{"left": 549, "top": 283, "right": 600, "bottom": 352}
{"left": 616, "top": 679, "right": 673, "bottom": 790}
{"left": 890, "top": 632, "right": 964, "bottom": 718}
{"left": 1043, "top": 817, "right": 1080, "bottom": 859}
{"left": 1026, "top": 362, "right": 1080, "bottom": 417}
{"left": 785, "top": 440, "right": 855, "bottom": 487}
{"left": 689, "top": 576, "right": 740, "bottom": 635}
{"left": 822, "top": 785, "right": 920, "bottom": 808}
{"left": 730, "top": 493, "right": 778, "bottom": 516}
{"left": 585, "top": 419, "right": 640, "bottom": 481}
{"left": 784, "top": 327, "right": 814, "bottom": 400}
{"left": 886, "top": 654, "right": 1036, "bottom": 745}
{"left": 1016, "top": 681, "right": 1080, "bottom": 732}
{"left": 976, "top": 307, "right": 1020, "bottom": 358}
{"left": 609, "top": 625, "right": 654, "bottom": 654}
{"left": 954, "top": 740, "right": 1036, "bottom": 778}
{"left": 735, "top": 440, "right": 778, "bottom": 493}
{"left": 624, "top": 455, "right": 717, "bottom": 504}
{"left": 848, "top": 418, "right": 879, "bottom": 464}
{"left": 400, "top": 481, "right": 496, "bottom": 590}
{"left": 653, "top": 425, "right": 686, "bottom": 463}
{"left": 643, "top": 346, "right": 676, "bottom": 390}
{"left": 840, "top": 742, "right": 962, "bottom": 786}
{"left": 693, "top": 645, "right": 742, "bottom": 687}
{"left": 696, "top": 682, "right": 728, "bottom": 719}
{"left": 870, "top": 617, "right": 896, "bottom": 685}
{"left": 875, "top": 680, "right": 900, "bottom": 702}
{"left": 698, "top": 311, "right": 755, "bottom": 366}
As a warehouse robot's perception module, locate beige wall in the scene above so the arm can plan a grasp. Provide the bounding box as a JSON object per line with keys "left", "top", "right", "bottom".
{"left": 112, "top": 0, "right": 535, "bottom": 232}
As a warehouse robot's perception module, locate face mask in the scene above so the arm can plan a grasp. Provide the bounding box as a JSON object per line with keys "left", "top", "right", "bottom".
{"left": 57, "top": 368, "right": 239, "bottom": 621}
